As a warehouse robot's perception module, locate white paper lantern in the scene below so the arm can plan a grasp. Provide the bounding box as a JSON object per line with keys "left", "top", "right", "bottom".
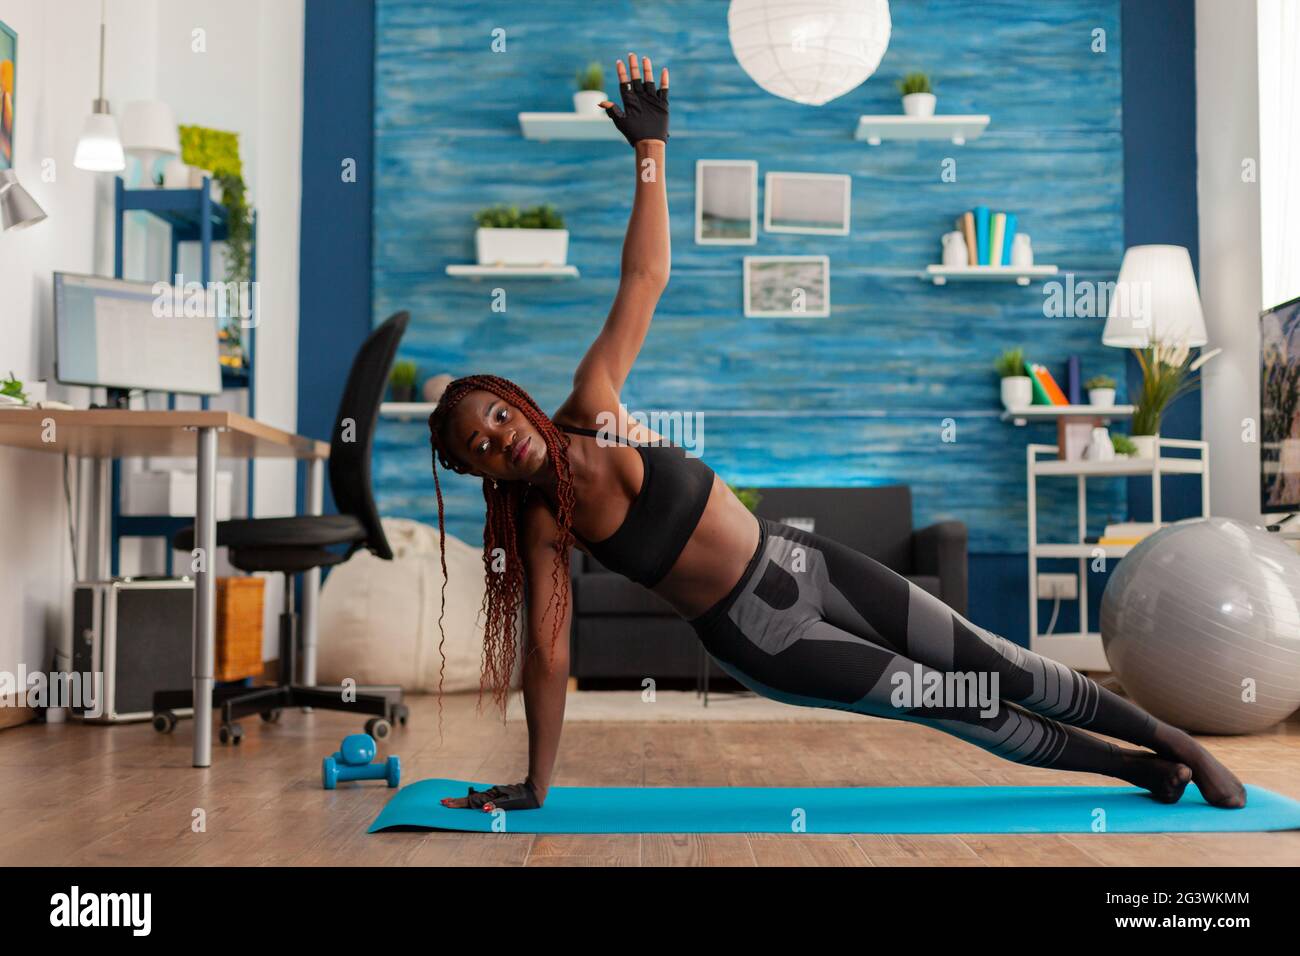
{"left": 728, "top": 0, "right": 892, "bottom": 106}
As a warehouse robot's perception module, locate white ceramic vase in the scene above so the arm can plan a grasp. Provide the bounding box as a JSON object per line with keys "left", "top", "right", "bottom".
{"left": 573, "top": 90, "right": 607, "bottom": 115}
{"left": 475, "top": 228, "right": 570, "bottom": 267}
{"left": 1130, "top": 434, "right": 1159, "bottom": 459}
{"left": 1088, "top": 387, "right": 1116, "bottom": 407}
{"left": 902, "top": 92, "right": 936, "bottom": 117}
{"left": 1001, "top": 376, "right": 1033, "bottom": 411}
{"left": 1011, "top": 233, "right": 1034, "bottom": 267}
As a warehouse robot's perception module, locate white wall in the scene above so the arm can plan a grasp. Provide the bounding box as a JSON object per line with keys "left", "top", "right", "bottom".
{"left": 0, "top": 0, "right": 304, "bottom": 677}
{"left": 1195, "top": 0, "right": 1265, "bottom": 525}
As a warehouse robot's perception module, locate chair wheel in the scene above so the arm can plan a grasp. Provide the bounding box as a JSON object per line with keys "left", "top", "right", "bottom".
{"left": 391, "top": 704, "right": 409, "bottom": 726}
{"left": 365, "top": 717, "right": 391, "bottom": 740}
{"left": 152, "top": 711, "right": 177, "bottom": 734}
{"left": 219, "top": 723, "right": 244, "bottom": 745}
{"left": 260, "top": 709, "right": 282, "bottom": 723}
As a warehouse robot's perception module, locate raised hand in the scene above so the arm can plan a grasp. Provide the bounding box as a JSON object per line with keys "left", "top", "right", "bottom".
{"left": 599, "top": 52, "right": 669, "bottom": 147}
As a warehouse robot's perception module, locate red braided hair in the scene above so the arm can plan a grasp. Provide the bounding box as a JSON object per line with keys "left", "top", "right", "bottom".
{"left": 427, "top": 375, "right": 576, "bottom": 733}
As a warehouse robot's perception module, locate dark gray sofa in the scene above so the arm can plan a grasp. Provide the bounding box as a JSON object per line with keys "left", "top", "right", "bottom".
{"left": 568, "top": 485, "right": 968, "bottom": 687}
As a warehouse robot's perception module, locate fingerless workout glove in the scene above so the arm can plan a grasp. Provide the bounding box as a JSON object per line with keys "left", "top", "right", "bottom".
{"left": 464, "top": 780, "right": 541, "bottom": 811}
{"left": 604, "top": 77, "right": 669, "bottom": 146}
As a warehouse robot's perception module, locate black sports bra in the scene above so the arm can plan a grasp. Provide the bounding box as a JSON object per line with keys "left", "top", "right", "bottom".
{"left": 559, "top": 423, "right": 715, "bottom": 588}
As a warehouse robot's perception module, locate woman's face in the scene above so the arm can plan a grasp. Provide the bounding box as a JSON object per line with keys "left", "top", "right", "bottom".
{"left": 443, "top": 389, "right": 549, "bottom": 482}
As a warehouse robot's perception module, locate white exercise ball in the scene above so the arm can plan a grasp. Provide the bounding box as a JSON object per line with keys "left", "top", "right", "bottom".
{"left": 1100, "top": 516, "right": 1300, "bottom": 734}
{"left": 728, "top": 0, "right": 892, "bottom": 106}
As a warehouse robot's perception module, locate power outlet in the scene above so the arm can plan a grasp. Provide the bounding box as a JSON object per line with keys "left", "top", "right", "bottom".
{"left": 1038, "top": 573, "right": 1078, "bottom": 601}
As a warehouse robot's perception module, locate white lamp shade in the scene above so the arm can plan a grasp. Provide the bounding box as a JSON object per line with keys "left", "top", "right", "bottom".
{"left": 73, "top": 112, "right": 126, "bottom": 172}
{"left": 120, "top": 100, "right": 181, "bottom": 157}
{"left": 728, "top": 0, "right": 892, "bottom": 106}
{"left": 0, "top": 169, "right": 48, "bottom": 230}
{"left": 1102, "top": 244, "right": 1208, "bottom": 348}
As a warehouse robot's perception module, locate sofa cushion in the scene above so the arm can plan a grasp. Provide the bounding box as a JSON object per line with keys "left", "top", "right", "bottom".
{"left": 754, "top": 486, "right": 914, "bottom": 573}
{"left": 575, "top": 570, "right": 680, "bottom": 616}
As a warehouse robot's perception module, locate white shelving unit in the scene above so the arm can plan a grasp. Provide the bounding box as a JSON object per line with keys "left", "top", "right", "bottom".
{"left": 445, "top": 264, "right": 579, "bottom": 279}
{"left": 926, "top": 264, "right": 1059, "bottom": 286}
{"left": 1001, "top": 404, "right": 1133, "bottom": 426}
{"left": 1026, "top": 437, "right": 1210, "bottom": 671}
{"left": 518, "top": 113, "right": 622, "bottom": 141}
{"left": 854, "top": 114, "right": 990, "bottom": 145}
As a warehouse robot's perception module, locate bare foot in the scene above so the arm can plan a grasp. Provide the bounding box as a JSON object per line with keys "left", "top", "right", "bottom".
{"left": 1153, "top": 726, "right": 1247, "bottom": 809}
{"left": 1120, "top": 752, "right": 1193, "bottom": 804}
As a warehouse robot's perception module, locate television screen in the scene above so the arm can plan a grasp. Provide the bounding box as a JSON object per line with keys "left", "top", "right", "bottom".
{"left": 1260, "top": 295, "right": 1300, "bottom": 513}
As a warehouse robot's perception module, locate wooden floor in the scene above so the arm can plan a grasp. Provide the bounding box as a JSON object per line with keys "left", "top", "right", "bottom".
{"left": 2, "top": 692, "right": 1298, "bottom": 867}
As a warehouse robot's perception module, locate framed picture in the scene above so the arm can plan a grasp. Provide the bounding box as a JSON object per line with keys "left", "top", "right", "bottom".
{"left": 743, "top": 255, "right": 831, "bottom": 318}
{"left": 764, "top": 172, "right": 851, "bottom": 235}
{"left": 0, "top": 20, "right": 16, "bottom": 172}
{"left": 695, "top": 159, "right": 757, "bottom": 245}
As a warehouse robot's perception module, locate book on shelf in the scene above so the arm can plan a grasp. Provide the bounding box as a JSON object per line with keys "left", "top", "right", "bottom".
{"left": 974, "top": 206, "right": 990, "bottom": 265}
{"left": 1024, "top": 361, "right": 1069, "bottom": 405}
{"left": 959, "top": 211, "right": 977, "bottom": 266}
{"left": 990, "top": 212, "right": 1007, "bottom": 267}
{"left": 1001, "top": 212, "right": 1017, "bottom": 265}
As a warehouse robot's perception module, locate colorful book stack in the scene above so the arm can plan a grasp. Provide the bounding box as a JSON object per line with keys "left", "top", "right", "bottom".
{"left": 1024, "top": 361, "right": 1070, "bottom": 405}
{"left": 957, "top": 206, "right": 1018, "bottom": 266}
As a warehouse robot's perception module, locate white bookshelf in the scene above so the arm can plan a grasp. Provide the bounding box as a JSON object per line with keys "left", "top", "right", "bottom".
{"left": 853, "top": 114, "right": 990, "bottom": 145}
{"left": 518, "top": 113, "right": 622, "bottom": 141}
{"left": 1026, "top": 437, "right": 1210, "bottom": 671}
{"left": 445, "top": 264, "right": 579, "bottom": 279}
{"left": 380, "top": 402, "right": 437, "bottom": 420}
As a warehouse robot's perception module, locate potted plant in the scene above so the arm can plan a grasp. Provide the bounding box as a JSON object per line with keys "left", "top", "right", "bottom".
{"left": 1130, "top": 338, "right": 1221, "bottom": 458}
{"left": 389, "top": 360, "right": 418, "bottom": 403}
{"left": 897, "top": 71, "right": 936, "bottom": 117}
{"left": 1110, "top": 432, "right": 1137, "bottom": 458}
{"left": 995, "top": 347, "right": 1031, "bottom": 411}
{"left": 727, "top": 484, "right": 762, "bottom": 513}
{"left": 1, "top": 370, "right": 27, "bottom": 405}
{"left": 574, "top": 61, "right": 606, "bottom": 115}
{"left": 1085, "top": 374, "right": 1116, "bottom": 407}
{"left": 474, "top": 204, "right": 569, "bottom": 267}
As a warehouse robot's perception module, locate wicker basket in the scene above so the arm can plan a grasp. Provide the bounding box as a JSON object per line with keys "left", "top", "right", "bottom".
{"left": 216, "top": 576, "right": 265, "bottom": 681}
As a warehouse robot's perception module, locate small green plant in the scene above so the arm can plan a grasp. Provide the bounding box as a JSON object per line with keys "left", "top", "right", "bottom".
{"left": 1085, "top": 374, "right": 1116, "bottom": 390}
{"left": 1, "top": 370, "right": 27, "bottom": 403}
{"left": 896, "top": 71, "right": 933, "bottom": 96}
{"left": 728, "top": 484, "right": 762, "bottom": 513}
{"left": 576, "top": 61, "right": 604, "bottom": 92}
{"left": 474, "top": 204, "right": 565, "bottom": 229}
{"left": 994, "top": 347, "right": 1026, "bottom": 379}
{"left": 390, "top": 360, "right": 418, "bottom": 389}
{"left": 1111, "top": 432, "right": 1138, "bottom": 456}
{"left": 179, "top": 125, "right": 252, "bottom": 287}
{"left": 1131, "top": 339, "right": 1221, "bottom": 436}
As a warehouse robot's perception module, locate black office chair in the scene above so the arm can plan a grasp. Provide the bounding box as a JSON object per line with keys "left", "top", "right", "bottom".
{"left": 152, "top": 311, "right": 412, "bottom": 745}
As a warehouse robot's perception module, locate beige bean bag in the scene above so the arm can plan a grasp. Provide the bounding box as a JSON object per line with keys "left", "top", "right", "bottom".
{"left": 317, "top": 518, "right": 520, "bottom": 693}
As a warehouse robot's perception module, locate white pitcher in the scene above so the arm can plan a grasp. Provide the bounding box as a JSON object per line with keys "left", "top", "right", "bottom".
{"left": 1011, "top": 233, "right": 1034, "bottom": 267}
{"left": 942, "top": 230, "right": 969, "bottom": 266}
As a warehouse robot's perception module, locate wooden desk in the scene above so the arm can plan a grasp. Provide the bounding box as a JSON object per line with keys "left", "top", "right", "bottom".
{"left": 0, "top": 408, "right": 329, "bottom": 768}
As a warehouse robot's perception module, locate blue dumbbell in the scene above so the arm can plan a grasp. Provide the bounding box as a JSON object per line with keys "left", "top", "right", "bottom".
{"left": 322, "top": 733, "right": 401, "bottom": 789}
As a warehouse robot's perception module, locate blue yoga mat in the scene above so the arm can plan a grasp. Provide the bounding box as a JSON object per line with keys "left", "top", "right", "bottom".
{"left": 368, "top": 779, "right": 1300, "bottom": 834}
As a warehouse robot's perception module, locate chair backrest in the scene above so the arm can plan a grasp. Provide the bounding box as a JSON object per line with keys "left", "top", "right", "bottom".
{"left": 328, "top": 310, "right": 410, "bottom": 561}
{"left": 754, "top": 485, "right": 914, "bottom": 572}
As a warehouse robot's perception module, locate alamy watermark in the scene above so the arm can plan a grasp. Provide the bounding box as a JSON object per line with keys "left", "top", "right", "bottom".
{"left": 592, "top": 407, "right": 706, "bottom": 458}
{"left": 1, "top": 665, "right": 103, "bottom": 718}
{"left": 152, "top": 275, "right": 259, "bottom": 327}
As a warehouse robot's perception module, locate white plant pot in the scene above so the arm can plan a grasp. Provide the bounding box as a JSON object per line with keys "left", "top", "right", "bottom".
{"left": 902, "top": 92, "right": 937, "bottom": 117}
{"left": 475, "top": 228, "right": 569, "bottom": 267}
{"left": 1088, "top": 387, "right": 1116, "bottom": 407}
{"left": 573, "top": 90, "right": 607, "bottom": 115}
{"left": 163, "top": 159, "right": 192, "bottom": 189}
{"left": 1130, "top": 434, "right": 1158, "bottom": 459}
{"left": 1001, "top": 376, "right": 1033, "bottom": 411}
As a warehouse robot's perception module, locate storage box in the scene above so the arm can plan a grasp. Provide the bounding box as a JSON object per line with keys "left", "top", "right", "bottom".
{"left": 216, "top": 576, "right": 264, "bottom": 681}
{"left": 71, "top": 578, "right": 194, "bottom": 722}
{"left": 122, "top": 468, "right": 233, "bottom": 520}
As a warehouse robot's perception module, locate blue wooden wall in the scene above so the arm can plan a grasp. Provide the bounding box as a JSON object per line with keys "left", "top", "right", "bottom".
{"left": 371, "top": 0, "right": 1132, "bottom": 629}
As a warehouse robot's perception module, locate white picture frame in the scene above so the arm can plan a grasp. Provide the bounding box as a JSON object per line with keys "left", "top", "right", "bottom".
{"left": 764, "top": 172, "right": 852, "bottom": 235}
{"left": 695, "top": 159, "right": 758, "bottom": 245}
{"left": 743, "top": 256, "right": 831, "bottom": 318}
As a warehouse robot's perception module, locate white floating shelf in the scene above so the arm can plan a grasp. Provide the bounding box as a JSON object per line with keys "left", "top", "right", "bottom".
{"left": 854, "top": 114, "right": 990, "bottom": 145}
{"left": 926, "top": 264, "right": 1059, "bottom": 286}
{"left": 1036, "top": 542, "right": 1135, "bottom": 559}
{"left": 518, "top": 112, "right": 622, "bottom": 141}
{"left": 1001, "top": 404, "right": 1134, "bottom": 425}
{"left": 380, "top": 402, "right": 438, "bottom": 420}
{"left": 446, "top": 264, "right": 580, "bottom": 279}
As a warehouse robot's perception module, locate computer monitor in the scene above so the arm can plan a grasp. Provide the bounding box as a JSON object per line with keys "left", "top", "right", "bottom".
{"left": 1260, "top": 294, "right": 1300, "bottom": 513}
{"left": 53, "top": 272, "right": 222, "bottom": 402}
